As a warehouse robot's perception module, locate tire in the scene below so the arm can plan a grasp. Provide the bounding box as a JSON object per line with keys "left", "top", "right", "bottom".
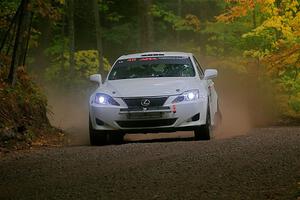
{"left": 194, "top": 107, "right": 212, "bottom": 141}
{"left": 89, "top": 117, "right": 124, "bottom": 145}
{"left": 109, "top": 133, "right": 124, "bottom": 145}
{"left": 212, "top": 101, "right": 222, "bottom": 138}
{"left": 213, "top": 111, "right": 222, "bottom": 129}
{"left": 89, "top": 117, "right": 108, "bottom": 146}
{"left": 215, "top": 101, "right": 223, "bottom": 127}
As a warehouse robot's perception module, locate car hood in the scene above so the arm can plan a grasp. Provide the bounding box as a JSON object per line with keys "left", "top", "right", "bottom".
{"left": 100, "top": 77, "right": 204, "bottom": 97}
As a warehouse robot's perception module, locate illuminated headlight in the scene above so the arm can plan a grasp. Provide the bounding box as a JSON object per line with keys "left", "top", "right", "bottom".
{"left": 172, "top": 90, "right": 206, "bottom": 103}
{"left": 187, "top": 92, "right": 196, "bottom": 100}
{"left": 94, "top": 93, "right": 120, "bottom": 106}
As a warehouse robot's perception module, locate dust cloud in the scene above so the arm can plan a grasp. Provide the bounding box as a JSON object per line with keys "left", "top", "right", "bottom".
{"left": 46, "top": 88, "right": 91, "bottom": 145}
{"left": 46, "top": 64, "right": 277, "bottom": 144}
{"left": 215, "top": 67, "right": 277, "bottom": 138}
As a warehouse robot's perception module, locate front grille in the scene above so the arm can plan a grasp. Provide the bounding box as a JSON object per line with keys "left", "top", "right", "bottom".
{"left": 120, "top": 106, "right": 170, "bottom": 112}
{"left": 117, "top": 118, "right": 177, "bottom": 128}
{"left": 123, "top": 97, "right": 168, "bottom": 108}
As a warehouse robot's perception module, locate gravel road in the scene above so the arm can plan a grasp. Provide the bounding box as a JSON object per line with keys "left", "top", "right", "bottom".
{"left": 0, "top": 127, "right": 300, "bottom": 200}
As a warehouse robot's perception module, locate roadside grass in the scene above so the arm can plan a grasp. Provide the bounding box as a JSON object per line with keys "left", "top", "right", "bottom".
{"left": 0, "top": 67, "right": 66, "bottom": 153}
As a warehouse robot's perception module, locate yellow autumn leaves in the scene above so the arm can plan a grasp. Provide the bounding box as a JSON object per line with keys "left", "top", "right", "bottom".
{"left": 217, "top": 0, "right": 300, "bottom": 118}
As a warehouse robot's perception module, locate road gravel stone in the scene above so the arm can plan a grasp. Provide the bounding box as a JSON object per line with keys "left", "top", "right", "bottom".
{"left": 0, "top": 127, "right": 299, "bottom": 200}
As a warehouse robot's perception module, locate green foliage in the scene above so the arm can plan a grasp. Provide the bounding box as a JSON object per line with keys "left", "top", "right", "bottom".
{"left": 45, "top": 38, "right": 110, "bottom": 89}
{"left": 103, "top": 23, "right": 133, "bottom": 44}
{"left": 211, "top": 0, "right": 300, "bottom": 120}
{"left": 2, "top": 0, "right": 298, "bottom": 122}
{"left": 0, "top": 0, "right": 18, "bottom": 36}
{"left": 151, "top": 4, "right": 200, "bottom": 32}
{"left": 0, "top": 67, "right": 50, "bottom": 146}
{"left": 202, "top": 21, "right": 253, "bottom": 56}
{"left": 275, "top": 69, "right": 300, "bottom": 118}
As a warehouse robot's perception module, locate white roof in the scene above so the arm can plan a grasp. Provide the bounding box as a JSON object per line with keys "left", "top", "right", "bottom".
{"left": 118, "top": 52, "right": 193, "bottom": 60}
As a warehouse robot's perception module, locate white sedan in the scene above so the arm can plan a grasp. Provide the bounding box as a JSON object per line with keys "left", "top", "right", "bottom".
{"left": 89, "top": 52, "right": 221, "bottom": 145}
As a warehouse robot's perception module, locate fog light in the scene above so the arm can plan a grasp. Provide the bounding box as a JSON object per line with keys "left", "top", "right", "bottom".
{"left": 96, "top": 118, "right": 104, "bottom": 126}
{"left": 191, "top": 113, "right": 200, "bottom": 121}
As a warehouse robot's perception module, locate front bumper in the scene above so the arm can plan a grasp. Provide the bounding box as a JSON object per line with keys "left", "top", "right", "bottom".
{"left": 89, "top": 96, "right": 208, "bottom": 132}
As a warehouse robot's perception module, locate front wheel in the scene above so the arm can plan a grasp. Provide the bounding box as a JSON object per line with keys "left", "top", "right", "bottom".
{"left": 89, "top": 117, "right": 124, "bottom": 145}
{"left": 109, "top": 133, "right": 124, "bottom": 145}
{"left": 194, "top": 109, "right": 212, "bottom": 140}
{"left": 89, "top": 117, "right": 108, "bottom": 145}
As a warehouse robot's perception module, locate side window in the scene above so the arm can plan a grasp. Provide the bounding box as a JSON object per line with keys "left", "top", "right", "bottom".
{"left": 193, "top": 56, "right": 204, "bottom": 78}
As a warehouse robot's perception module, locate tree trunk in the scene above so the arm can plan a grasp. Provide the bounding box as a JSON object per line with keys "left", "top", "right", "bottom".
{"left": 93, "top": 0, "right": 105, "bottom": 77}
{"left": 5, "top": 16, "right": 17, "bottom": 56}
{"left": 61, "top": 4, "right": 65, "bottom": 70}
{"left": 145, "top": 0, "right": 154, "bottom": 50}
{"left": 7, "top": 0, "right": 28, "bottom": 85}
{"left": 21, "top": 12, "right": 33, "bottom": 67}
{"left": 176, "top": 0, "right": 182, "bottom": 48}
{"left": 138, "top": 1, "right": 146, "bottom": 51}
{"left": 252, "top": 9, "right": 257, "bottom": 28}
{"left": 18, "top": 8, "right": 33, "bottom": 68}
{"left": 139, "top": 0, "right": 153, "bottom": 51}
{"left": 0, "top": 6, "right": 21, "bottom": 53}
{"left": 68, "top": 0, "right": 75, "bottom": 72}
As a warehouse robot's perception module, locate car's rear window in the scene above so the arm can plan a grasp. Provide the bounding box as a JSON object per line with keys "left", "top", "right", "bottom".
{"left": 108, "top": 56, "right": 195, "bottom": 80}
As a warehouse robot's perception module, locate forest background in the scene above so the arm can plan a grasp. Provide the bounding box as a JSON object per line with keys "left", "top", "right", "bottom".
{"left": 0, "top": 0, "right": 299, "bottom": 146}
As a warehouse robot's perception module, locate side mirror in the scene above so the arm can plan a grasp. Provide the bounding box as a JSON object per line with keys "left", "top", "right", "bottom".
{"left": 90, "top": 74, "right": 102, "bottom": 85}
{"left": 204, "top": 69, "right": 218, "bottom": 80}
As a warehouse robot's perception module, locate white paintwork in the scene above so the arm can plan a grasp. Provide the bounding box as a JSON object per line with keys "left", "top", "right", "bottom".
{"left": 102, "top": 77, "right": 204, "bottom": 97}
{"left": 118, "top": 52, "right": 192, "bottom": 60}
{"left": 89, "top": 52, "right": 218, "bottom": 132}
{"left": 204, "top": 69, "right": 218, "bottom": 80}
{"left": 90, "top": 74, "right": 102, "bottom": 85}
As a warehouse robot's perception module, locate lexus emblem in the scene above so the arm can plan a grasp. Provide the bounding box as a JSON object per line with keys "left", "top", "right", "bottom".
{"left": 141, "top": 99, "right": 151, "bottom": 107}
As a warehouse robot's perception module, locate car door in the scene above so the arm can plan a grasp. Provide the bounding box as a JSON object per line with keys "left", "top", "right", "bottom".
{"left": 207, "top": 78, "right": 218, "bottom": 125}
{"left": 193, "top": 56, "right": 218, "bottom": 125}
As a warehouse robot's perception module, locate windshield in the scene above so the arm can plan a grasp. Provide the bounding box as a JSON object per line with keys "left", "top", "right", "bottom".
{"left": 108, "top": 56, "right": 195, "bottom": 80}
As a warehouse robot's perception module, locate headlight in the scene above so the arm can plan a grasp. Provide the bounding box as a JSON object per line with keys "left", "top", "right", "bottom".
{"left": 94, "top": 93, "right": 120, "bottom": 106}
{"left": 172, "top": 90, "right": 206, "bottom": 103}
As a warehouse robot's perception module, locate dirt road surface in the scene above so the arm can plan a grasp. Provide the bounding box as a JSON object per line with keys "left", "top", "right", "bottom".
{"left": 0, "top": 127, "right": 300, "bottom": 200}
